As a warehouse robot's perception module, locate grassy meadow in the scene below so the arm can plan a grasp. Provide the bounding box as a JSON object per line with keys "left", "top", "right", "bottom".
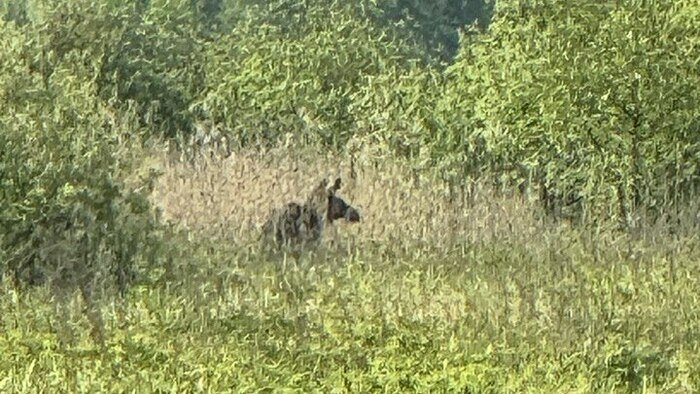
{"left": 2, "top": 1, "right": 700, "bottom": 392}
{"left": 1, "top": 147, "right": 699, "bottom": 393}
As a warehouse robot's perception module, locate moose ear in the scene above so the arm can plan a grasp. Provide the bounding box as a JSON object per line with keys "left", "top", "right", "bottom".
{"left": 332, "top": 177, "right": 342, "bottom": 191}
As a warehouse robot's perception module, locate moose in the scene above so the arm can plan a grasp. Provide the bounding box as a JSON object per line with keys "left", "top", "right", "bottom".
{"left": 260, "top": 177, "right": 360, "bottom": 250}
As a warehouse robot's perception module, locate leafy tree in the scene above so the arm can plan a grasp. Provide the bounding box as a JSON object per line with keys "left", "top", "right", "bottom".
{"left": 438, "top": 0, "right": 700, "bottom": 224}
{"left": 0, "top": 18, "right": 164, "bottom": 344}
{"left": 202, "top": 1, "right": 424, "bottom": 148}
{"left": 348, "top": 63, "right": 442, "bottom": 169}
{"left": 18, "top": 0, "right": 205, "bottom": 139}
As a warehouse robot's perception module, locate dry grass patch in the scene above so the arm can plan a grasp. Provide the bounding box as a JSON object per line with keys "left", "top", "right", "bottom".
{"left": 151, "top": 146, "right": 548, "bottom": 256}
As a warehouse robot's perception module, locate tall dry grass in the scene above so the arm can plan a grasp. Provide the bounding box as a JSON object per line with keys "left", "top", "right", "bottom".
{"left": 149, "top": 143, "right": 700, "bottom": 290}
{"left": 151, "top": 145, "right": 551, "bottom": 255}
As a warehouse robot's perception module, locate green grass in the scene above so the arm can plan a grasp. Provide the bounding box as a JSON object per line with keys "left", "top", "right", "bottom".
{"left": 1, "top": 224, "right": 699, "bottom": 393}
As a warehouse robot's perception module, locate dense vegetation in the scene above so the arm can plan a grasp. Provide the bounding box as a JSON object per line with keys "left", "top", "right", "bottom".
{"left": 1, "top": 0, "right": 699, "bottom": 391}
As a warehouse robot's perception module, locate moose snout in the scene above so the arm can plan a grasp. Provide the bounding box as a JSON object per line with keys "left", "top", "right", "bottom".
{"left": 345, "top": 207, "right": 360, "bottom": 223}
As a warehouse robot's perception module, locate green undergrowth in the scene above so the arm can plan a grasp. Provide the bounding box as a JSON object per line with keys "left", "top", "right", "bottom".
{"left": 1, "top": 226, "right": 699, "bottom": 393}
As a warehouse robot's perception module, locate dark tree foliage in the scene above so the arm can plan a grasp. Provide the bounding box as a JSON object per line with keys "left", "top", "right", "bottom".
{"left": 378, "top": 0, "right": 493, "bottom": 61}
{"left": 1, "top": 0, "right": 29, "bottom": 25}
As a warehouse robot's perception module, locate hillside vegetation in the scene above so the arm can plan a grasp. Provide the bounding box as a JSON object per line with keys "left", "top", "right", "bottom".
{"left": 1, "top": 0, "right": 699, "bottom": 392}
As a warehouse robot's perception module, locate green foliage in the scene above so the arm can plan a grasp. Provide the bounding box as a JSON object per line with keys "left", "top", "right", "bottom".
{"left": 378, "top": 0, "right": 493, "bottom": 61}
{"left": 348, "top": 63, "right": 442, "bottom": 166}
{"left": 9, "top": 0, "right": 205, "bottom": 139}
{"left": 1, "top": 224, "right": 700, "bottom": 391}
{"left": 0, "top": 0, "right": 29, "bottom": 25}
{"left": 9, "top": 0, "right": 697, "bottom": 223}
{"left": 95, "top": 0, "right": 205, "bottom": 138}
{"left": 439, "top": 0, "right": 700, "bottom": 222}
{"left": 202, "top": 1, "right": 423, "bottom": 148}
{"left": 1, "top": 0, "right": 700, "bottom": 389}
{"left": 0, "top": 18, "right": 162, "bottom": 296}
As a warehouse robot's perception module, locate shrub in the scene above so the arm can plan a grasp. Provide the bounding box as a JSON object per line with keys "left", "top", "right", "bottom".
{"left": 0, "top": 18, "right": 164, "bottom": 344}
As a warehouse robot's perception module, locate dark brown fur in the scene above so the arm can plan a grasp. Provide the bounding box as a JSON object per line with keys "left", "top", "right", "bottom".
{"left": 261, "top": 177, "right": 360, "bottom": 249}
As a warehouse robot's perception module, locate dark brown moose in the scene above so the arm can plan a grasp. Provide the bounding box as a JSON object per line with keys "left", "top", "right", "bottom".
{"left": 261, "top": 177, "right": 360, "bottom": 250}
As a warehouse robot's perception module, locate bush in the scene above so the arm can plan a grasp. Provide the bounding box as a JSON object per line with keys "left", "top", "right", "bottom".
{"left": 437, "top": 1, "right": 700, "bottom": 223}
{"left": 0, "top": 19, "right": 163, "bottom": 299}
{"left": 202, "top": 1, "right": 425, "bottom": 149}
